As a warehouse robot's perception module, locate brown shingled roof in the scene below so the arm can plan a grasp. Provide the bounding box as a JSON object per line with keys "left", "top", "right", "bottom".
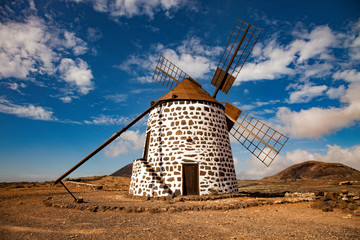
{"left": 156, "top": 78, "right": 220, "bottom": 104}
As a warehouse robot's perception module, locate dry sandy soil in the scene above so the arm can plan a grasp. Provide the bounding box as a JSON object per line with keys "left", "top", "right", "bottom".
{"left": 0, "top": 177, "right": 359, "bottom": 240}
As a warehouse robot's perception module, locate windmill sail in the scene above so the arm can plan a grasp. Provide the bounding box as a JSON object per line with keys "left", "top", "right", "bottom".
{"left": 212, "top": 20, "right": 263, "bottom": 97}
{"left": 225, "top": 102, "right": 288, "bottom": 167}
{"left": 153, "top": 55, "right": 190, "bottom": 90}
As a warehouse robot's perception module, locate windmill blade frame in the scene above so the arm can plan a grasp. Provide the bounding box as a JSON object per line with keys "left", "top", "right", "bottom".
{"left": 212, "top": 20, "right": 263, "bottom": 97}
{"left": 225, "top": 103, "right": 288, "bottom": 167}
{"left": 153, "top": 55, "right": 190, "bottom": 90}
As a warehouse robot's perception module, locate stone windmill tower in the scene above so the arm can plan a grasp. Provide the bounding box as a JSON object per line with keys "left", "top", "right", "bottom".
{"left": 54, "top": 20, "right": 288, "bottom": 202}
{"left": 130, "top": 77, "right": 238, "bottom": 197}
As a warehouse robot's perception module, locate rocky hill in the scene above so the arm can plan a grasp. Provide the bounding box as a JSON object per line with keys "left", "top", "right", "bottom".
{"left": 262, "top": 161, "right": 360, "bottom": 181}
{"left": 110, "top": 163, "right": 133, "bottom": 177}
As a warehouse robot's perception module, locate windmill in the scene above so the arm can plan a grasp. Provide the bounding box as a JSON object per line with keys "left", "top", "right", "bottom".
{"left": 55, "top": 20, "right": 288, "bottom": 201}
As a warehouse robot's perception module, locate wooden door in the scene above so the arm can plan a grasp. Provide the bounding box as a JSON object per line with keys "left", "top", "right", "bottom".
{"left": 142, "top": 132, "right": 150, "bottom": 159}
{"left": 182, "top": 164, "right": 199, "bottom": 195}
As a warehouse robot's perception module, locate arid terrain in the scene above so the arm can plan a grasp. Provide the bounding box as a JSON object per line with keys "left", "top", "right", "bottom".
{"left": 1, "top": 175, "right": 359, "bottom": 240}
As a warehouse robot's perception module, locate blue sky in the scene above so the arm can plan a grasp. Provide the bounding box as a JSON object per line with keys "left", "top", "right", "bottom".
{"left": 0, "top": 0, "right": 359, "bottom": 182}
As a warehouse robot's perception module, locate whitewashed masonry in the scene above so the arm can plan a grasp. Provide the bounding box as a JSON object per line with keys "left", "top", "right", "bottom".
{"left": 129, "top": 79, "right": 238, "bottom": 197}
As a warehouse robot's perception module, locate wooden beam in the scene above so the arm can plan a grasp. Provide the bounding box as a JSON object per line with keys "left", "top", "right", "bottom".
{"left": 226, "top": 113, "right": 278, "bottom": 154}
{"left": 156, "top": 66, "right": 181, "bottom": 84}
{"left": 54, "top": 100, "right": 165, "bottom": 184}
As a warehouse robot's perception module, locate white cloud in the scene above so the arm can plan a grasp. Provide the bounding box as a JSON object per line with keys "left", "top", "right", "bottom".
{"left": 276, "top": 82, "right": 360, "bottom": 138}
{"left": 177, "top": 37, "right": 222, "bottom": 57}
{"left": 73, "top": 0, "right": 186, "bottom": 19}
{"left": 236, "top": 24, "right": 338, "bottom": 83}
{"left": 346, "top": 18, "right": 360, "bottom": 60}
{"left": 160, "top": 38, "right": 222, "bottom": 79}
{"left": 84, "top": 114, "right": 129, "bottom": 125}
{"left": 237, "top": 149, "right": 312, "bottom": 180}
{"left": 316, "top": 144, "right": 360, "bottom": 169}
{"left": 8, "top": 82, "right": 27, "bottom": 92}
{"left": 117, "top": 54, "right": 158, "bottom": 83}
{"left": 59, "top": 96, "right": 72, "bottom": 103}
{"left": 0, "top": 16, "right": 93, "bottom": 98}
{"left": 162, "top": 50, "right": 214, "bottom": 79}
{"left": 118, "top": 37, "right": 222, "bottom": 83}
{"left": 233, "top": 156, "right": 240, "bottom": 166}
{"left": 236, "top": 40, "right": 296, "bottom": 82}
{"left": 333, "top": 69, "right": 360, "bottom": 83}
{"left": 287, "top": 83, "right": 328, "bottom": 104}
{"left": 104, "top": 130, "right": 145, "bottom": 157}
{"left": 326, "top": 85, "right": 346, "bottom": 99}
{"left": 239, "top": 99, "right": 280, "bottom": 111}
{"left": 63, "top": 31, "right": 88, "bottom": 55}
{"left": 104, "top": 94, "right": 128, "bottom": 103}
{"left": 58, "top": 58, "right": 94, "bottom": 94}
{"left": 292, "top": 25, "right": 337, "bottom": 63}
{"left": 87, "top": 27, "right": 103, "bottom": 42}
{"left": 28, "top": 0, "right": 37, "bottom": 10}
{"left": 130, "top": 88, "right": 161, "bottom": 94}
{"left": 0, "top": 17, "right": 56, "bottom": 79}
{"left": 301, "top": 62, "right": 333, "bottom": 79}
{"left": 237, "top": 144, "right": 360, "bottom": 179}
{"left": 0, "top": 98, "right": 57, "bottom": 121}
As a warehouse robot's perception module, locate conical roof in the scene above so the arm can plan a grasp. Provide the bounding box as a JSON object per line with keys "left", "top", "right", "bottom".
{"left": 156, "top": 78, "right": 220, "bottom": 104}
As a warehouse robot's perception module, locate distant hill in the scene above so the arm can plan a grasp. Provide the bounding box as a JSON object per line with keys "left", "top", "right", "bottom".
{"left": 262, "top": 161, "right": 360, "bottom": 181}
{"left": 111, "top": 163, "right": 133, "bottom": 177}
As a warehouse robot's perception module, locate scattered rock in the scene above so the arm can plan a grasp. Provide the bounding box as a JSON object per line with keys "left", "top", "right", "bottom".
{"left": 322, "top": 206, "right": 333, "bottom": 212}
{"left": 353, "top": 209, "right": 360, "bottom": 217}
{"left": 339, "top": 181, "right": 351, "bottom": 186}
{"left": 149, "top": 208, "right": 160, "bottom": 214}
{"left": 341, "top": 190, "right": 348, "bottom": 194}
{"left": 125, "top": 206, "right": 134, "bottom": 213}
{"left": 314, "top": 191, "right": 324, "bottom": 197}
{"left": 325, "top": 192, "right": 338, "bottom": 200}
{"left": 89, "top": 206, "right": 98, "bottom": 212}
{"left": 311, "top": 190, "right": 359, "bottom": 213}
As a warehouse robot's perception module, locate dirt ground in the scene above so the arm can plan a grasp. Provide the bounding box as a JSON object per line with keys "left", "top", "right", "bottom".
{"left": 0, "top": 177, "right": 359, "bottom": 240}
